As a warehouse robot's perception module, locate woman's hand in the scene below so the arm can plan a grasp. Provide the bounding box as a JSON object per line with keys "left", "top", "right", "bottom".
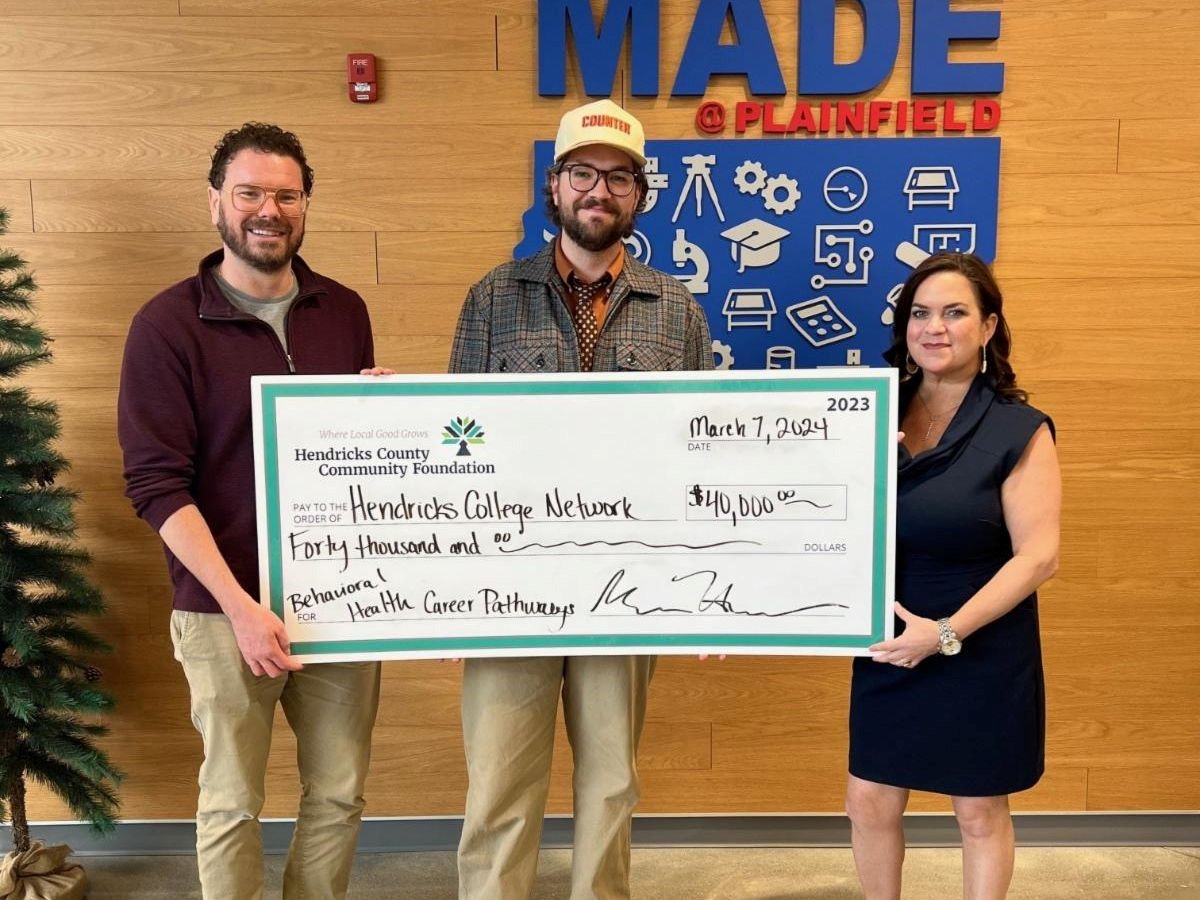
{"left": 867, "top": 602, "right": 940, "bottom": 669}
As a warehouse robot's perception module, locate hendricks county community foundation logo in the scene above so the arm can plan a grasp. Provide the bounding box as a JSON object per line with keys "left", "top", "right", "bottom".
{"left": 442, "top": 416, "right": 486, "bottom": 457}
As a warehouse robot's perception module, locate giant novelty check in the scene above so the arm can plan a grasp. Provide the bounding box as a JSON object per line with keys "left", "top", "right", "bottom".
{"left": 252, "top": 370, "right": 896, "bottom": 661}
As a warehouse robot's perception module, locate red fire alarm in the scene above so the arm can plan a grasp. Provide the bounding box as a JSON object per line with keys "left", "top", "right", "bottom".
{"left": 347, "top": 54, "right": 378, "bottom": 103}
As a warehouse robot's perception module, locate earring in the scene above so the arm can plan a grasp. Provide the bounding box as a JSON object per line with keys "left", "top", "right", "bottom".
{"left": 980, "top": 345, "right": 988, "bottom": 375}
{"left": 904, "top": 353, "right": 919, "bottom": 376}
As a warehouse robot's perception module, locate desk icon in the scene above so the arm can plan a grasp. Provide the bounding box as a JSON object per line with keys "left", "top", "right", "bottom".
{"left": 722, "top": 289, "right": 777, "bottom": 331}
{"left": 903, "top": 166, "right": 959, "bottom": 211}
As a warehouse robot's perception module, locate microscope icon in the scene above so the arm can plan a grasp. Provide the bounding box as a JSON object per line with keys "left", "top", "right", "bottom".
{"left": 671, "top": 228, "right": 709, "bottom": 295}
{"left": 671, "top": 154, "right": 726, "bottom": 223}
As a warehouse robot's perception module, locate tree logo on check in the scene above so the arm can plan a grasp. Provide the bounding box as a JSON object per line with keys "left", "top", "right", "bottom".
{"left": 441, "top": 416, "right": 486, "bottom": 457}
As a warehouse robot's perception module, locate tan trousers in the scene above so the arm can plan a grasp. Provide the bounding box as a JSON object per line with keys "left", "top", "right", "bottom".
{"left": 457, "top": 655, "right": 655, "bottom": 900}
{"left": 170, "top": 610, "right": 381, "bottom": 900}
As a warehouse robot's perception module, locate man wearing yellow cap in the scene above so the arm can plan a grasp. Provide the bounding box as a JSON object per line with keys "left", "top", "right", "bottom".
{"left": 449, "top": 98, "right": 713, "bottom": 899}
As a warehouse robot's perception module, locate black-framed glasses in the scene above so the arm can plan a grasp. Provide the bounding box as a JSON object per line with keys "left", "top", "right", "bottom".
{"left": 228, "top": 184, "right": 309, "bottom": 217}
{"left": 559, "top": 163, "right": 638, "bottom": 197}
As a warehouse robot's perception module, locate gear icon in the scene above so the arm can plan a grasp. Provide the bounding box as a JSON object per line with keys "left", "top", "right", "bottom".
{"left": 762, "top": 174, "right": 802, "bottom": 215}
{"left": 712, "top": 339, "right": 735, "bottom": 370}
{"left": 733, "top": 160, "right": 769, "bottom": 195}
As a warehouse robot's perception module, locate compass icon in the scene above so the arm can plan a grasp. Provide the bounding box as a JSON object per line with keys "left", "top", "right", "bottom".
{"left": 822, "top": 166, "right": 869, "bottom": 213}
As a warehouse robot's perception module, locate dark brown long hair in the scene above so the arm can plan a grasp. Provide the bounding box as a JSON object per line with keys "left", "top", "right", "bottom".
{"left": 884, "top": 252, "right": 1026, "bottom": 403}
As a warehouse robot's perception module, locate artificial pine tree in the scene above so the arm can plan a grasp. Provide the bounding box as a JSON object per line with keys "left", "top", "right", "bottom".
{"left": 0, "top": 207, "right": 121, "bottom": 895}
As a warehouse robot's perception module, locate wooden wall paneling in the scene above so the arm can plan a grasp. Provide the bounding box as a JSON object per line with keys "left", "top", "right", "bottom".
{"left": 1057, "top": 430, "right": 1200, "bottom": 484}
{"left": 371, "top": 334, "right": 452, "bottom": 375}
{"left": 0, "top": 125, "right": 569, "bottom": 181}
{"left": 1086, "top": 767, "right": 1200, "bottom": 810}
{"left": 1095, "top": 525, "right": 1200, "bottom": 581}
{"left": 998, "top": 120, "right": 1118, "bottom": 175}
{"left": 31, "top": 285, "right": 160, "bottom": 337}
{"left": 375, "top": 664, "right": 462, "bottom": 728}
{"left": 1011, "top": 331, "right": 1194, "bottom": 384}
{"left": 1046, "top": 575, "right": 1200, "bottom": 626}
{"left": 0, "top": 17, "right": 495, "bottom": 73}
{"left": 0, "top": 71, "right": 589, "bottom": 127}
{"left": 1119, "top": 119, "right": 1200, "bottom": 173}
{"left": 997, "top": 225, "right": 1200, "bottom": 280}
{"left": 1024, "top": 380, "right": 1200, "bottom": 433}
{"left": 0, "top": 126, "right": 215, "bottom": 181}
{"left": 356, "top": 284, "right": 463, "bottom": 338}
{"left": 999, "top": 173, "right": 1200, "bottom": 227}
{"left": 647, "top": 657, "right": 850, "bottom": 726}
{"left": 376, "top": 230, "right": 521, "bottom": 286}
{"left": 181, "top": 0, "right": 533, "bottom": 15}
{"left": 7, "top": 1, "right": 178, "bottom": 13}
{"left": 3, "top": 231, "right": 377, "bottom": 287}
{"left": 0, "top": 180, "right": 32, "bottom": 232}
{"left": 31, "top": 178, "right": 530, "bottom": 233}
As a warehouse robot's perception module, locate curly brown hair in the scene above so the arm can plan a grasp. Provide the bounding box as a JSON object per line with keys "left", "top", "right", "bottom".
{"left": 208, "top": 122, "right": 314, "bottom": 195}
{"left": 884, "top": 252, "right": 1027, "bottom": 403}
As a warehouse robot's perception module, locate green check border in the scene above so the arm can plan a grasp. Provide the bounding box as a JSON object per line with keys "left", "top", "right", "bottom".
{"left": 257, "top": 376, "right": 894, "bottom": 655}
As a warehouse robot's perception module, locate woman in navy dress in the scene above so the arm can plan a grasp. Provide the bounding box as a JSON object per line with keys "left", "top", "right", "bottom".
{"left": 846, "top": 253, "right": 1061, "bottom": 900}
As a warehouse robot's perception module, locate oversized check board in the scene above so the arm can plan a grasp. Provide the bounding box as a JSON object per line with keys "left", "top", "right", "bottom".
{"left": 252, "top": 369, "right": 896, "bottom": 661}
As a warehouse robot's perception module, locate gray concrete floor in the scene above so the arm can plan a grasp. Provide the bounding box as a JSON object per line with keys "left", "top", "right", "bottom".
{"left": 80, "top": 846, "right": 1200, "bottom": 899}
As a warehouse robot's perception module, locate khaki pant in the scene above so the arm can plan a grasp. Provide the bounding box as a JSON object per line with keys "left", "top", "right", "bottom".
{"left": 170, "top": 610, "right": 380, "bottom": 900}
{"left": 457, "top": 655, "right": 655, "bottom": 900}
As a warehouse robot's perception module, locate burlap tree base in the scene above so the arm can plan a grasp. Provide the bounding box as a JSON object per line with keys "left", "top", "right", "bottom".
{"left": 0, "top": 843, "right": 87, "bottom": 900}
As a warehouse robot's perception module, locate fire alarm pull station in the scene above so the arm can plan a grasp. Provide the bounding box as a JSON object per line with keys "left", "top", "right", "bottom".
{"left": 347, "top": 54, "right": 377, "bottom": 103}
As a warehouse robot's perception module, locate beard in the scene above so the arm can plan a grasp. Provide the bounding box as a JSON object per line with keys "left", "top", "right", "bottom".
{"left": 559, "top": 196, "right": 636, "bottom": 252}
{"left": 217, "top": 206, "right": 305, "bottom": 274}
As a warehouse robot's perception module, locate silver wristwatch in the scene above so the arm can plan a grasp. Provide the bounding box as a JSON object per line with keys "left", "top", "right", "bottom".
{"left": 936, "top": 618, "right": 962, "bottom": 656}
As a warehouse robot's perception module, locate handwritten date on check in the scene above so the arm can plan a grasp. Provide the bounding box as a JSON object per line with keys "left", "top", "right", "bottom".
{"left": 252, "top": 370, "right": 896, "bottom": 661}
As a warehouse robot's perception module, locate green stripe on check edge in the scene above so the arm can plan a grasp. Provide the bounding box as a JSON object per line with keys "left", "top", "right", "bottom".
{"left": 258, "top": 375, "right": 894, "bottom": 652}
{"left": 262, "top": 394, "right": 286, "bottom": 620}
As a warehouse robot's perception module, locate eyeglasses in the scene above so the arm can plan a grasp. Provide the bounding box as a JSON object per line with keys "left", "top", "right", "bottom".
{"left": 228, "top": 184, "right": 309, "bottom": 217}
{"left": 559, "top": 164, "right": 638, "bottom": 197}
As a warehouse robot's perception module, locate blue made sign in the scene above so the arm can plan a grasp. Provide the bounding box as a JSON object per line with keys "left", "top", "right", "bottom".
{"left": 515, "top": 137, "right": 999, "bottom": 371}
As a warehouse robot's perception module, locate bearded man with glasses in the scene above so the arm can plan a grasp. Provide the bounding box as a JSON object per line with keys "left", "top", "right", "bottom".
{"left": 118, "top": 122, "right": 391, "bottom": 900}
{"left": 450, "top": 99, "right": 713, "bottom": 900}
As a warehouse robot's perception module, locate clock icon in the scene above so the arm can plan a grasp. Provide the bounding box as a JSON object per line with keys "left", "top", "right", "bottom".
{"left": 822, "top": 166, "right": 869, "bottom": 213}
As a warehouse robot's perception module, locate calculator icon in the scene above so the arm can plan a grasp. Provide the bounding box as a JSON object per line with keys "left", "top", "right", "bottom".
{"left": 785, "top": 296, "right": 857, "bottom": 347}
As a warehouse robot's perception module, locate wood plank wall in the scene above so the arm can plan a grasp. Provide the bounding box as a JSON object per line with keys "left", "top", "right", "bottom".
{"left": 4, "top": 0, "right": 1197, "bottom": 822}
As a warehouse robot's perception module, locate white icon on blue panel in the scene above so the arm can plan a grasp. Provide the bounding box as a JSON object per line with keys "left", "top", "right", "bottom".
{"left": 822, "top": 166, "right": 868, "bottom": 213}
{"left": 672, "top": 229, "right": 709, "bottom": 295}
{"left": 811, "top": 220, "right": 874, "bottom": 289}
{"left": 786, "top": 296, "right": 858, "bottom": 348}
{"left": 712, "top": 339, "right": 735, "bottom": 370}
{"left": 904, "top": 167, "right": 959, "bottom": 211}
{"left": 622, "top": 229, "right": 652, "bottom": 265}
{"left": 721, "top": 219, "right": 789, "bottom": 274}
{"left": 766, "top": 346, "right": 796, "bottom": 369}
{"left": 913, "top": 223, "right": 976, "bottom": 254}
{"left": 672, "top": 154, "right": 725, "bottom": 223}
{"left": 642, "top": 157, "right": 669, "bottom": 214}
{"left": 734, "top": 160, "right": 769, "bottom": 195}
{"left": 722, "top": 289, "right": 776, "bottom": 331}
{"left": 733, "top": 160, "right": 800, "bottom": 216}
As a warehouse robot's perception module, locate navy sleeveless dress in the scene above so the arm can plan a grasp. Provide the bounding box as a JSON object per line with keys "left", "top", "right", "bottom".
{"left": 849, "top": 375, "right": 1053, "bottom": 796}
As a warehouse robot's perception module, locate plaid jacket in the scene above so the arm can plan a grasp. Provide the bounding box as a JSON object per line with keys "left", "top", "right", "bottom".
{"left": 449, "top": 243, "right": 713, "bottom": 374}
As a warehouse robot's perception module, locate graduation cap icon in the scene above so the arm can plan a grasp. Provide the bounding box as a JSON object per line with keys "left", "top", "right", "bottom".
{"left": 720, "top": 218, "right": 790, "bottom": 273}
